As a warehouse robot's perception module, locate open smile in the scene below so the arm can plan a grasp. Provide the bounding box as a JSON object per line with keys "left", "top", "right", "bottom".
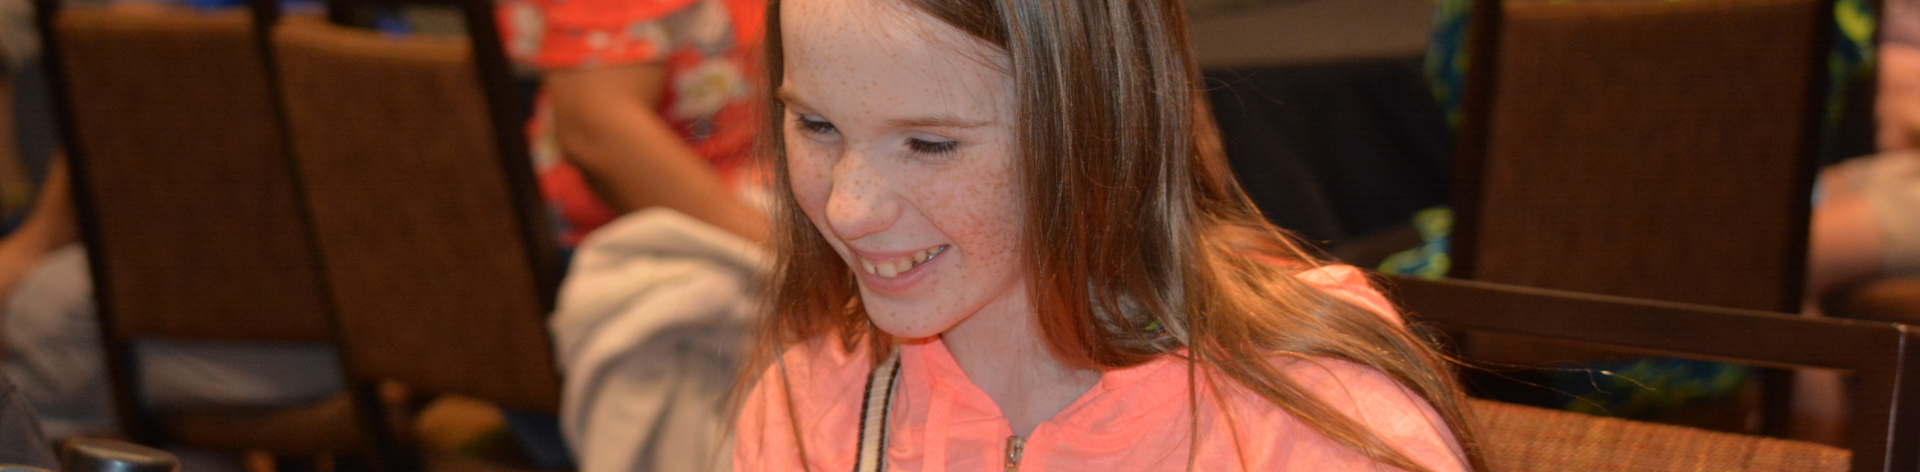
{"left": 859, "top": 244, "right": 950, "bottom": 278}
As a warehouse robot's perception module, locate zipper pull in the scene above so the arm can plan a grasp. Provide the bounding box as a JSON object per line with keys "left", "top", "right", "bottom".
{"left": 1005, "top": 435, "right": 1026, "bottom": 472}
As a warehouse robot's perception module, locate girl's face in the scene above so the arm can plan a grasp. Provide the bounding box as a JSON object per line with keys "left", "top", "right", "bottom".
{"left": 780, "top": 0, "right": 1025, "bottom": 339}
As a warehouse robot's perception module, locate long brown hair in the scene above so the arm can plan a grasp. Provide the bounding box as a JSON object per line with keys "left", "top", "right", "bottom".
{"left": 753, "top": 0, "right": 1484, "bottom": 470}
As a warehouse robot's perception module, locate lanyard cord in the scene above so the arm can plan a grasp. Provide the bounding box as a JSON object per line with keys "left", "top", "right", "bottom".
{"left": 853, "top": 351, "right": 902, "bottom": 472}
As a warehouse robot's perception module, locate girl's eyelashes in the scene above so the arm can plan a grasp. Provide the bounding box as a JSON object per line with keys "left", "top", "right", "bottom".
{"left": 793, "top": 113, "right": 960, "bottom": 156}
{"left": 907, "top": 138, "right": 959, "bottom": 156}
{"left": 794, "top": 115, "right": 837, "bottom": 136}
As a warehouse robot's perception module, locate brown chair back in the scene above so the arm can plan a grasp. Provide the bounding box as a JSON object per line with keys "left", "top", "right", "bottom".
{"left": 1395, "top": 276, "right": 1920, "bottom": 471}
{"left": 271, "top": 14, "right": 562, "bottom": 414}
{"left": 1450, "top": 0, "right": 1833, "bottom": 313}
{"left": 35, "top": 4, "right": 355, "bottom": 451}
{"left": 1468, "top": 397, "right": 1850, "bottom": 471}
{"left": 46, "top": 5, "right": 331, "bottom": 343}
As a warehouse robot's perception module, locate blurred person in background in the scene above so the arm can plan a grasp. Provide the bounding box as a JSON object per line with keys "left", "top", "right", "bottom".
{"left": 0, "top": 0, "right": 772, "bottom": 470}
{"left": 495, "top": 0, "right": 770, "bottom": 470}
{"left": 1809, "top": 0, "right": 1920, "bottom": 309}
{"left": 1794, "top": 0, "right": 1920, "bottom": 446}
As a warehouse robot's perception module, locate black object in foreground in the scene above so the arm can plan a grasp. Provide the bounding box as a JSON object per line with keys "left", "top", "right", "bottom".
{"left": 61, "top": 439, "right": 176, "bottom": 472}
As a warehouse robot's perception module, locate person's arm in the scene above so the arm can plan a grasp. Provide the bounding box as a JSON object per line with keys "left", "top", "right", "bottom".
{"left": 543, "top": 64, "right": 769, "bottom": 245}
{"left": 1878, "top": 44, "right": 1920, "bottom": 152}
{"left": 1806, "top": 168, "right": 1885, "bottom": 306}
{"left": 0, "top": 156, "right": 76, "bottom": 302}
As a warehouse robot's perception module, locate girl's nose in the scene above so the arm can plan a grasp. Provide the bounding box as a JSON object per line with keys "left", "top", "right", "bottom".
{"left": 823, "top": 147, "right": 901, "bottom": 241}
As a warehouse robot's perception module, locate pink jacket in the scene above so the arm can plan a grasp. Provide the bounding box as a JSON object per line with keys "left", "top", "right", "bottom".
{"left": 735, "top": 266, "right": 1469, "bottom": 471}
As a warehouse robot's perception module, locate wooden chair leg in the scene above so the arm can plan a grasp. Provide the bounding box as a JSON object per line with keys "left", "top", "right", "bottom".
{"left": 243, "top": 450, "right": 275, "bottom": 472}
{"left": 353, "top": 381, "right": 422, "bottom": 472}
{"left": 313, "top": 453, "right": 336, "bottom": 472}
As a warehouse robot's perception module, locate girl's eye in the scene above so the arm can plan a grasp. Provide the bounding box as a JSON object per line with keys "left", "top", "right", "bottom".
{"left": 794, "top": 116, "right": 837, "bottom": 136}
{"left": 907, "top": 138, "right": 959, "bottom": 155}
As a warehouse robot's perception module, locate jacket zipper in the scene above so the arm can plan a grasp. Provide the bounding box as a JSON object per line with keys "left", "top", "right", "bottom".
{"left": 1005, "top": 435, "right": 1026, "bottom": 472}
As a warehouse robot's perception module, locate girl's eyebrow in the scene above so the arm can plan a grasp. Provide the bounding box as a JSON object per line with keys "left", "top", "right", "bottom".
{"left": 888, "top": 114, "right": 991, "bottom": 129}
{"left": 777, "top": 86, "right": 992, "bottom": 129}
{"left": 774, "top": 87, "right": 811, "bottom": 110}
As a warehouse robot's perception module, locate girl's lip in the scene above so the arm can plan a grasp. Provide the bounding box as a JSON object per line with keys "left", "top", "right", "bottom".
{"left": 848, "top": 244, "right": 942, "bottom": 262}
{"left": 853, "top": 245, "right": 949, "bottom": 293}
{"left": 850, "top": 244, "right": 948, "bottom": 275}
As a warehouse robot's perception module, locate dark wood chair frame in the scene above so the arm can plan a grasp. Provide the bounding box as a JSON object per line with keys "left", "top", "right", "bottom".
{"left": 30, "top": 0, "right": 348, "bottom": 450}
{"left": 1440, "top": 0, "right": 1892, "bottom": 438}
{"left": 265, "top": 0, "right": 559, "bottom": 314}
{"left": 1393, "top": 275, "right": 1920, "bottom": 472}
{"left": 258, "top": 0, "right": 561, "bottom": 384}
{"left": 1445, "top": 0, "right": 1860, "bottom": 313}
{"left": 31, "top": 0, "right": 549, "bottom": 465}
{"left": 250, "top": 0, "right": 559, "bottom": 468}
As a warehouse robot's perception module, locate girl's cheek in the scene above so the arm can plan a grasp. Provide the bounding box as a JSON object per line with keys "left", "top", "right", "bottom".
{"left": 790, "top": 159, "right": 842, "bottom": 253}
{"left": 930, "top": 156, "right": 1021, "bottom": 257}
{"left": 787, "top": 148, "right": 830, "bottom": 208}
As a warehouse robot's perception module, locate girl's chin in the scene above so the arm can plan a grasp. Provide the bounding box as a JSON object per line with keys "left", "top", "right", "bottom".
{"left": 861, "top": 305, "right": 958, "bottom": 341}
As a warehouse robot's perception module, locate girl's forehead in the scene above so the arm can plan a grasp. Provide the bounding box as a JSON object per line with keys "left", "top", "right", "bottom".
{"left": 780, "top": 0, "right": 1011, "bottom": 117}
{"left": 781, "top": 0, "right": 1000, "bottom": 67}
{"left": 782, "top": 0, "right": 916, "bottom": 38}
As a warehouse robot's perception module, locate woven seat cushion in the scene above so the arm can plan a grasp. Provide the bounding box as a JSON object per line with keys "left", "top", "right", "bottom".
{"left": 1470, "top": 398, "right": 1850, "bottom": 471}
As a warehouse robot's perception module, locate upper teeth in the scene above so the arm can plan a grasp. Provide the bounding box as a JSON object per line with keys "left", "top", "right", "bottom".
{"left": 862, "top": 245, "right": 947, "bottom": 279}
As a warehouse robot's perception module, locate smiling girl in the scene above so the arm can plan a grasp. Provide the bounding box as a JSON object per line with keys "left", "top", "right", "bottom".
{"left": 733, "top": 0, "right": 1480, "bottom": 470}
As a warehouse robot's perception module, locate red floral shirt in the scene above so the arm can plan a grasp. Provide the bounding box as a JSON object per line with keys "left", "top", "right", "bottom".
{"left": 497, "top": 0, "right": 765, "bottom": 247}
